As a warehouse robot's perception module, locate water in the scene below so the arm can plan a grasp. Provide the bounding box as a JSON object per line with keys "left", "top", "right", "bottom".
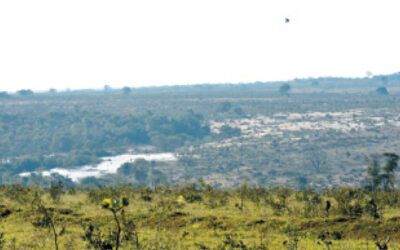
{"left": 19, "top": 153, "right": 176, "bottom": 182}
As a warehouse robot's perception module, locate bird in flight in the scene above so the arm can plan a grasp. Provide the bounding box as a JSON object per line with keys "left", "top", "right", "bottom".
{"left": 285, "top": 18, "right": 290, "bottom": 23}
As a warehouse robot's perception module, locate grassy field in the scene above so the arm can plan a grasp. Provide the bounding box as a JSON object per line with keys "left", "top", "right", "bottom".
{"left": 0, "top": 184, "right": 400, "bottom": 249}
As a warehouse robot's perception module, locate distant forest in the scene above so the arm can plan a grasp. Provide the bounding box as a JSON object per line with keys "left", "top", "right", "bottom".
{"left": 1, "top": 73, "right": 400, "bottom": 187}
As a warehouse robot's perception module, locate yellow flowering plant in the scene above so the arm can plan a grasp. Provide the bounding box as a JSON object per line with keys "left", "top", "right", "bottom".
{"left": 101, "top": 197, "right": 129, "bottom": 210}
{"left": 100, "top": 197, "right": 131, "bottom": 250}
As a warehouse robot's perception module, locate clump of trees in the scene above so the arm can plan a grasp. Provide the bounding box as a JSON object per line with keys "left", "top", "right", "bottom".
{"left": 117, "top": 159, "right": 167, "bottom": 186}
{"left": 216, "top": 101, "right": 232, "bottom": 113}
{"left": 218, "top": 125, "right": 241, "bottom": 139}
{"left": 1, "top": 151, "right": 101, "bottom": 175}
{"left": 279, "top": 84, "right": 291, "bottom": 95}
{"left": 376, "top": 87, "right": 389, "bottom": 95}
{"left": 0, "top": 91, "right": 9, "bottom": 98}
{"left": 0, "top": 110, "right": 210, "bottom": 159}
{"left": 365, "top": 153, "right": 399, "bottom": 191}
{"left": 122, "top": 87, "right": 131, "bottom": 95}
{"left": 17, "top": 89, "right": 34, "bottom": 96}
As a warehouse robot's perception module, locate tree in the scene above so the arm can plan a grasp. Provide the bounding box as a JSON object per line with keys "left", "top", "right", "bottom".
{"left": 365, "top": 153, "right": 399, "bottom": 191}
{"left": 376, "top": 87, "right": 389, "bottom": 95}
{"left": 49, "top": 88, "right": 57, "bottom": 94}
{"left": 148, "top": 169, "right": 167, "bottom": 187}
{"left": 117, "top": 158, "right": 150, "bottom": 183}
{"left": 104, "top": 85, "right": 111, "bottom": 92}
{"left": 216, "top": 101, "right": 232, "bottom": 113}
{"left": 234, "top": 107, "right": 244, "bottom": 115}
{"left": 122, "top": 87, "right": 131, "bottom": 95}
{"left": 381, "top": 152, "right": 399, "bottom": 191}
{"left": 296, "top": 176, "right": 308, "bottom": 190}
{"left": 17, "top": 89, "right": 34, "bottom": 96}
{"left": 49, "top": 180, "right": 64, "bottom": 202}
{"left": 219, "top": 125, "right": 241, "bottom": 138}
{"left": 16, "top": 158, "right": 40, "bottom": 172}
{"left": 32, "top": 194, "right": 66, "bottom": 250}
{"left": 365, "top": 198, "right": 381, "bottom": 219}
{"left": 0, "top": 91, "right": 9, "bottom": 98}
{"left": 366, "top": 154, "right": 381, "bottom": 191}
{"left": 98, "top": 197, "right": 134, "bottom": 250}
{"left": 279, "top": 84, "right": 291, "bottom": 95}
{"left": 308, "top": 151, "right": 327, "bottom": 174}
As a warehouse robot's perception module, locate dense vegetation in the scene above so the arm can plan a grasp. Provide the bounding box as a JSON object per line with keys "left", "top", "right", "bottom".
{"left": 1, "top": 73, "right": 400, "bottom": 187}
{"left": 0, "top": 110, "right": 209, "bottom": 158}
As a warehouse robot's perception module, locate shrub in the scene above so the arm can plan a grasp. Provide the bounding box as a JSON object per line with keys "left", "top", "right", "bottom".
{"left": 49, "top": 180, "right": 64, "bottom": 202}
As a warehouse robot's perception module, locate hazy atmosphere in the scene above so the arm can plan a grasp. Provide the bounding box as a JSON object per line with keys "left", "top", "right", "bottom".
{"left": 2, "top": 1, "right": 400, "bottom": 249}
{"left": 1, "top": 0, "right": 399, "bottom": 91}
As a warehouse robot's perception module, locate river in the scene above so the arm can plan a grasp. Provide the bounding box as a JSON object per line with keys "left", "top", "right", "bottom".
{"left": 19, "top": 152, "right": 176, "bottom": 182}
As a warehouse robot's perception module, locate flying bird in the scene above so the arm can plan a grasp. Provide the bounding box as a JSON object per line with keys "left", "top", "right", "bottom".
{"left": 285, "top": 18, "right": 290, "bottom": 23}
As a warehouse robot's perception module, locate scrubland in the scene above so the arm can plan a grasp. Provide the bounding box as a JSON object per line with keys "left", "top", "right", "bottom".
{"left": 0, "top": 184, "right": 400, "bottom": 249}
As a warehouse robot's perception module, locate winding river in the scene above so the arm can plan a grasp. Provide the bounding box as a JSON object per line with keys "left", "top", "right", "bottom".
{"left": 19, "top": 153, "right": 176, "bottom": 182}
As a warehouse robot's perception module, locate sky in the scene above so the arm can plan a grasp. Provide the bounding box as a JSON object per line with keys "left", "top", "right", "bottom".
{"left": 0, "top": 0, "right": 399, "bottom": 92}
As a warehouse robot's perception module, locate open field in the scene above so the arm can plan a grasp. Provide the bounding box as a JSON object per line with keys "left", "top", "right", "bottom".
{"left": 1, "top": 185, "right": 400, "bottom": 249}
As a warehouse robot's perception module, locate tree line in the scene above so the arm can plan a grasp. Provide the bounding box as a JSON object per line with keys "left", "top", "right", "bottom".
{"left": 0, "top": 110, "right": 210, "bottom": 159}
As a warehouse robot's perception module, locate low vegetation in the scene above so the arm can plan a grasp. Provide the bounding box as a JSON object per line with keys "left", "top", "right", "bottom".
{"left": 1, "top": 184, "right": 400, "bottom": 249}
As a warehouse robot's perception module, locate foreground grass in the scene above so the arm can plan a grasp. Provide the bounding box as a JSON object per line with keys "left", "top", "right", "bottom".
{"left": 1, "top": 185, "right": 400, "bottom": 249}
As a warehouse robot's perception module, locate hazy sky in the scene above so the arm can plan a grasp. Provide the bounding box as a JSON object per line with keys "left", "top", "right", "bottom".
{"left": 0, "top": 0, "right": 399, "bottom": 91}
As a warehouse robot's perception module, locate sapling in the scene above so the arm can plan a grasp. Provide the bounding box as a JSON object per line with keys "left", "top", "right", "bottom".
{"left": 101, "top": 197, "right": 131, "bottom": 250}
{"left": 325, "top": 200, "right": 331, "bottom": 217}
{"left": 31, "top": 195, "right": 65, "bottom": 250}
{"left": 365, "top": 198, "right": 381, "bottom": 219}
{"left": 49, "top": 180, "right": 64, "bottom": 203}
